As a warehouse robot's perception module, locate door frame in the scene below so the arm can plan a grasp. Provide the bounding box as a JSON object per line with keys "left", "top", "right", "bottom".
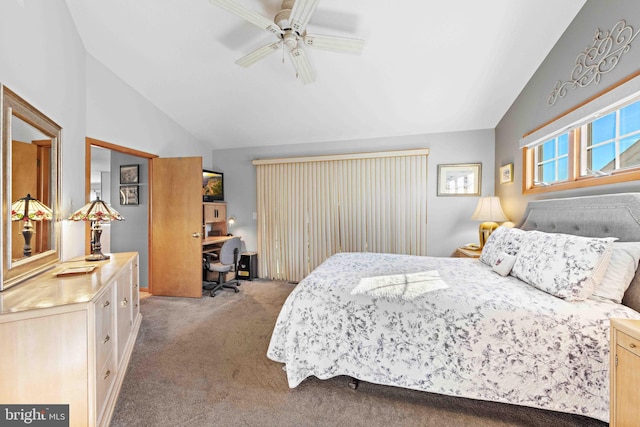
{"left": 85, "top": 137, "right": 158, "bottom": 292}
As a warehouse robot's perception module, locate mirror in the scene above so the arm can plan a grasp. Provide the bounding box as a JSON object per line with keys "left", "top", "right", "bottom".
{"left": 1, "top": 85, "right": 61, "bottom": 291}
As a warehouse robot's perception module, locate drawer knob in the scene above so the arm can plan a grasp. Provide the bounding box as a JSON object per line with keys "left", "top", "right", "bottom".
{"left": 103, "top": 334, "right": 110, "bottom": 344}
{"left": 102, "top": 300, "right": 110, "bottom": 308}
{"left": 631, "top": 342, "right": 637, "bottom": 349}
{"left": 103, "top": 370, "right": 111, "bottom": 380}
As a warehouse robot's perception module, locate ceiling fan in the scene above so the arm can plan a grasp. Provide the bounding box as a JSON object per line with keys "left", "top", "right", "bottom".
{"left": 209, "top": 0, "right": 365, "bottom": 84}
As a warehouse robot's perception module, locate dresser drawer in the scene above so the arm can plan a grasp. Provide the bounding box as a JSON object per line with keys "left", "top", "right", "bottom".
{"left": 96, "top": 352, "right": 117, "bottom": 422}
{"left": 617, "top": 329, "right": 640, "bottom": 357}
{"left": 94, "top": 288, "right": 115, "bottom": 371}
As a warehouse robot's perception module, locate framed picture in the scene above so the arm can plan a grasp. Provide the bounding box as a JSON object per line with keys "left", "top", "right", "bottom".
{"left": 119, "top": 185, "right": 139, "bottom": 205}
{"left": 437, "top": 163, "right": 482, "bottom": 196}
{"left": 500, "top": 163, "right": 514, "bottom": 184}
{"left": 120, "top": 164, "right": 139, "bottom": 184}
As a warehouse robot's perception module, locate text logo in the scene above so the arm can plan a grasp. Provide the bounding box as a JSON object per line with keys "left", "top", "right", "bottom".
{"left": 0, "top": 405, "right": 68, "bottom": 427}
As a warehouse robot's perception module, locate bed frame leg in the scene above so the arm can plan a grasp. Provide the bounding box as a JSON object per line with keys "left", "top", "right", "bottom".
{"left": 348, "top": 377, "right": 359, "bottom": 390}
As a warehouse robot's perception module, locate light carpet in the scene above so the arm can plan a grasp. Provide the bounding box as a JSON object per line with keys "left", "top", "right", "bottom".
{"left": 110, "top": 279, "right": 606, "bottom": 427}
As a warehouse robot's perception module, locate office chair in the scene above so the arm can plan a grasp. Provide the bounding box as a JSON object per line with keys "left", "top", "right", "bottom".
{"left": 203, "top": 236, "right": 242, "bottom": 297}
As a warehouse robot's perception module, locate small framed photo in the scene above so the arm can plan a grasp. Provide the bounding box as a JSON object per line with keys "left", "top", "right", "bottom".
{"left": 120, "top": 164, "right": 139, "bottom": 184}
{"left": 500, "top": 163, "right": 514, "bottom": 184}
{"left": 437, "top": 163, "right": 482, "bottom": 196}
{"left": 119, "top": 185, "right": 139, "bottom": 205}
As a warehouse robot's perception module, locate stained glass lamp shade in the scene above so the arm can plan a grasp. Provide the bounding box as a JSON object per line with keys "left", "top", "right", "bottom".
{"left": 11, "top": 194, "right": 53, "bottom": 257}
{"left": 68, "top": 197, "right": 124, "bottom": 261}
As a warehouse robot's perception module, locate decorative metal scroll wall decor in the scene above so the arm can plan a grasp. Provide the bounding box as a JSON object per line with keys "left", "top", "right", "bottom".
{"left": 548, "top": 20, "right": 639, "bottom": 106}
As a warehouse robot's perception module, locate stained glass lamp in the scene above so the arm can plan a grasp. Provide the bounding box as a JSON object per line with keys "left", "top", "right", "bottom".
{"left": 68, "top": 197, "right": 124, "bottom": 261}
{"left": 11, "top": 194, "right": 53, "bottom": 257}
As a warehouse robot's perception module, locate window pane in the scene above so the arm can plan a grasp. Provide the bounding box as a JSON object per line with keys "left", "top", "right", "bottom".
{"left": 620, "top": 136, "right": 640, "bottom": 169}
{"left": 541, "top": 161, "right": 556, "bottom": 182}
{"left": 558, "top": 157, "right": 568, "bottom": 181}
{"left": 558, "top": 133, "right": 569, "bottom": 155}
{"left": 620, "top": 101, "right": 640, "bottom": 135}
{"left": 539, "top": 140, "right": 555, "bottom": 161}
{"left": 590, "top": 113, "right": 616, "bottom": 145}
{"left": 589, "top": 143, "right": 615, "bottom": 171}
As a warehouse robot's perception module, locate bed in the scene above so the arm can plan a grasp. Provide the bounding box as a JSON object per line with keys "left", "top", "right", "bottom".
{"left": 267, "top": 193, "right": 640, "bottom": 422}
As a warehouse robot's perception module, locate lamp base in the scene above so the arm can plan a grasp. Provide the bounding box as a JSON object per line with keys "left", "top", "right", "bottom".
{"left": 85, "top": 253, "right": 110, "bottom": 262}
{"left": 479, "top": 221, "right": 499, "bottom": 248}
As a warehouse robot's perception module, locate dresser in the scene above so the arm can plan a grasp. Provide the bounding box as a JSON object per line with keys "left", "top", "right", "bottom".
{"left": 609, "top": 319, "right": 640, "bottom": 427}
{"left": 610, "top": 318, "right": 640, "bottom": 427}
{"left": 0, "top": 252, "right": 141, "bottom": 427}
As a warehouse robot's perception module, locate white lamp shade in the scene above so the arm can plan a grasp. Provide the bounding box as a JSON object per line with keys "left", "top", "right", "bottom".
{"left": 471, "top": 196, "right": 508, "bottom": 222}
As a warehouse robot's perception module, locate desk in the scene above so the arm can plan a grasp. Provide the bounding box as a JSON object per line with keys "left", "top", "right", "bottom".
{"left": 202, "top": 235, "right": 235, "bottom": 255}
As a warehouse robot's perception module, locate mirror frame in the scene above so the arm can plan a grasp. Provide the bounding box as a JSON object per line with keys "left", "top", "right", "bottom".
{"left": 1, "top": 85, "right": 61, "bottom": 291}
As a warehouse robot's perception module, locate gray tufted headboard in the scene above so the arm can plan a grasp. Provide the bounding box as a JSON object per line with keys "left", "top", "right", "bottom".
{"left": 516, "top": 193, "right": 640, "bottom": 313}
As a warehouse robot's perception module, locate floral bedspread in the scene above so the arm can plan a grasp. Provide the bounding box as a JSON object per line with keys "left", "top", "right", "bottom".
{"left": 267, "top": 252, "right": 640, "bottom": 422}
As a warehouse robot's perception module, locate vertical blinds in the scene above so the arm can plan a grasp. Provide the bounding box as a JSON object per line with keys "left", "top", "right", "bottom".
{"left": 254, "top": 149, "right": 429, "bottom": 282}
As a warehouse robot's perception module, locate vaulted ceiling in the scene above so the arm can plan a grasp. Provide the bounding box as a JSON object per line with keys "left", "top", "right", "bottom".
{"left": 65, "top": 0, "right": 587, "bottom": 149}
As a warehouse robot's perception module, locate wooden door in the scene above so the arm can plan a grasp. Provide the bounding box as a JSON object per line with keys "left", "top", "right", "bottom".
{"left": 150, "top": 157, "right": 203, "bottom": 297}
{"left": 11, "top": 140, "right": 37, "bottom": 260}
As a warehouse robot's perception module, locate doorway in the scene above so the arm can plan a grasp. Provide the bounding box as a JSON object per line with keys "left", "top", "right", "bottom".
{"left": 86, "top": 137, "right": 157, "bottom": 291}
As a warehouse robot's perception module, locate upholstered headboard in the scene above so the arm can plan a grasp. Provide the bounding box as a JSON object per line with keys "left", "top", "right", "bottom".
{"left": 516, "top": 193, "right": 640, "bottom": 313}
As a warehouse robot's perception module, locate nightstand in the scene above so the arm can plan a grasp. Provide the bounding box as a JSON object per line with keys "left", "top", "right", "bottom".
{"left": 610, "top": 318, "right": 640, "bottom": 427}
{"left": 454, "top": 247, "right": 482, "bottom": 258}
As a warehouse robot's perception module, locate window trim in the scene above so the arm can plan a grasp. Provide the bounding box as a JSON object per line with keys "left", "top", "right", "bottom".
{"left": 522, "top": 71, "right": 640, "bottom": 195}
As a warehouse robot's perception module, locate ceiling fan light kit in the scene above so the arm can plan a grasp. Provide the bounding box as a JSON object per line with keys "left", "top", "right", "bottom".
{"left": 209, "top": 0, "right": 365, "bottom": 84}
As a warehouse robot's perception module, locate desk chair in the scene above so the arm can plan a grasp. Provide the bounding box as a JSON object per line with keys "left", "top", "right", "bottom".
{"left": 203, "top": 236, "right": 241, "bottom": 296}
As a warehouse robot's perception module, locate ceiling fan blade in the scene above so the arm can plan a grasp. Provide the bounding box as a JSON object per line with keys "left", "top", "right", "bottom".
{"left": 289, "top": 46, "right": 315, "bottom": 84}
{"left": 304, "top": 34, "right": 364, "bottom": 54}
{"left": 289, "top": 0, "right": 320, "bottom": 34}
{"left": 235, "top": 41, "right": 283, "bottom": 67}
{"left": 209, "top": 0, "right": 283, "bottom": 35}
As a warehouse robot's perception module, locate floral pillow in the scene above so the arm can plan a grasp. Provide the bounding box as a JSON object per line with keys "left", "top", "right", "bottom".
{"left": 479, "top": 226, "right": 528, "bottom": 267}
{"left": 511, "top": 231, "right": 616, "bottom": 301}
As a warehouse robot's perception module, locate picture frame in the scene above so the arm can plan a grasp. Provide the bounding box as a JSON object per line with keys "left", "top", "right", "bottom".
{"left": 120, "top": 164, "right": 139, "bottom": 184}
{"left": 119, "top": 185, "right": 139, "bottom": 205}
{"left": 500, "top": 163, "right": 514, "bottom": 184}
{"left": 437, "top": 163, "right": 482, "bottom": 196}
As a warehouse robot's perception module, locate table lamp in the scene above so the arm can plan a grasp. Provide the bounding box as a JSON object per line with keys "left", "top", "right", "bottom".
{"left": 68, "top": 197, "right": 124, "bottom": 261}
{"left": 11, "top": 194, "right": 53, "bottom": 257}
{"left": 471, "top": 196, "right": 508, "bottom": 248}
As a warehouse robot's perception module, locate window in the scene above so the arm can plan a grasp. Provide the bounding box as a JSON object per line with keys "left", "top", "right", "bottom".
{"left": 524, "top": 97, "right": 640, "bottom": 194}
{"left": 253, "top": 149, "right": 429, "bottom": 282}
{"left": 535, "top": 133, "right": 569, "bottom": 184}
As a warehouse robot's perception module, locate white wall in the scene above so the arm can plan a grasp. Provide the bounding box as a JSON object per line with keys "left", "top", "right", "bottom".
{"left": 1, "top": 1, "right": 215, "bottom": 265}
{"left": 0, "top": 0, "right": 87, "bottom": 261}
{"left": 495, "top": 0, "right": 640, "bottom": 221}
{"left": 85, "top": 55, "right": 212, "bottom": 164}
{"left": 213, "top": 129, "right": 495, "bottom": 257}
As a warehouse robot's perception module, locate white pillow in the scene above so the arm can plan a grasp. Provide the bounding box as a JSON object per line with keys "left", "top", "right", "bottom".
{"left": 479, "top": 226, "right": 528, "bottom": 267}
{"left": 590, "top": 242, "right": 640, "bottom": 304}
{"left": 492, "top": 252, "right": 517, "bottom": 276}
{"left": 511, "top": 231, "right": 616, "bottom": 301}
